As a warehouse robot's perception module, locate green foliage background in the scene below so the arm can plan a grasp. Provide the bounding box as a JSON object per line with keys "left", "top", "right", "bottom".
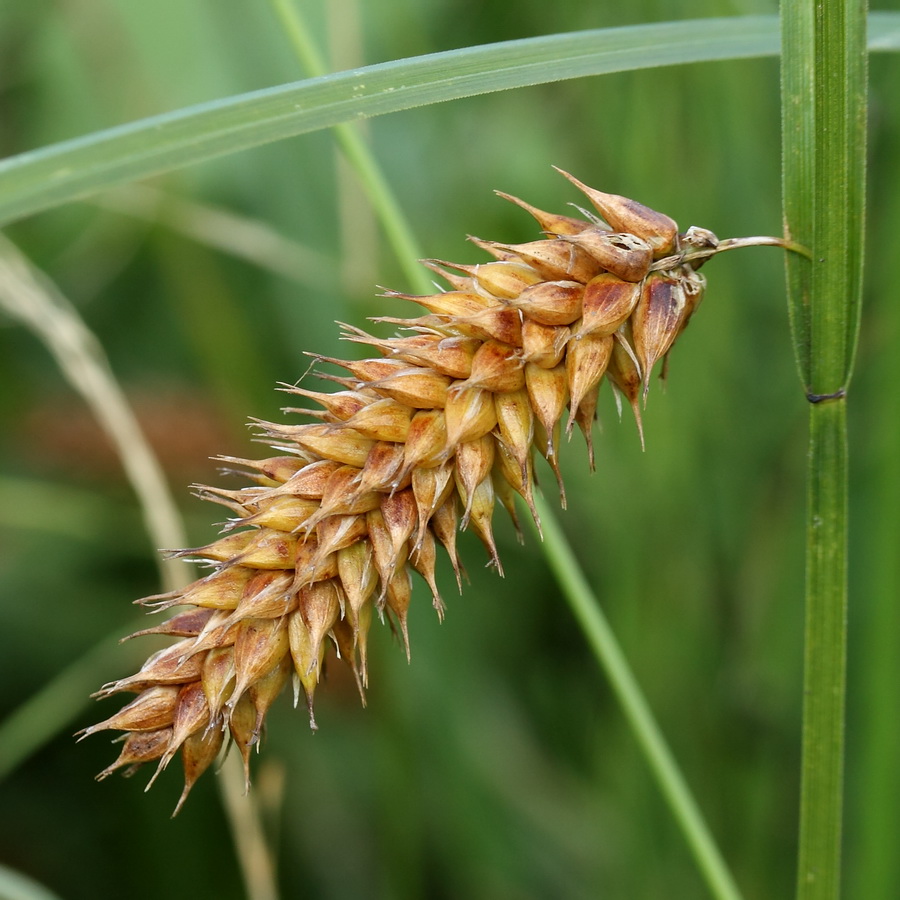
{"left": 0, "top": 1, "right": 898, "bottom": 897}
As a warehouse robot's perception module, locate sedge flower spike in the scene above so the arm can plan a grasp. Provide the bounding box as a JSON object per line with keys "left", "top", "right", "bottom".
{"left": 81, "top": 169, "right": 801, "bottom": 813}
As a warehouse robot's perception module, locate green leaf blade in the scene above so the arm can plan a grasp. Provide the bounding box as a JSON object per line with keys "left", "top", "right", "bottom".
{"left": 0, "top": 17, "right": 787, "bottom": 226}
{"left": 4, "top": 13, "right": 897, "bottom": 230}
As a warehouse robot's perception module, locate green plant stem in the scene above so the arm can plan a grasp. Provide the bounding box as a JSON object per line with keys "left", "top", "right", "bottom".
{"left": 781, "top": 0, "right": 867, "bottom": 896}
{"left": 267, "top": 0, "right": 430, "bottom": 293}
{"left": 798, "top": 400, "right": 848, "bottom": 897}
{"left": 530, "top": 496, "right": 743, "bottom": 900}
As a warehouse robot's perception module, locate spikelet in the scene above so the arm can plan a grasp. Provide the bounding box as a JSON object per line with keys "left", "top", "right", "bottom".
{"left": 83, "top": 169, "right": 795, "bottom": 811}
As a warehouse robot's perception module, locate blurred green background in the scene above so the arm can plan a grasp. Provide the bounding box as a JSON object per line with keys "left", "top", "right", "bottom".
{"left": 1, "top": 0, "right": 899, "bottom": 897}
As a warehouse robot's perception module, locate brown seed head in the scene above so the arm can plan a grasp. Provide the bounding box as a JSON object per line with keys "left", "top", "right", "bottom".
{"left": 87, "top": 168, "right": 788, "bottom": 809}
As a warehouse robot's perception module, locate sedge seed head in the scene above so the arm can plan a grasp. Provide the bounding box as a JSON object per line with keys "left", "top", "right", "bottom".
{"left": 84, "top": 168, "right": 794, "bottom": 812}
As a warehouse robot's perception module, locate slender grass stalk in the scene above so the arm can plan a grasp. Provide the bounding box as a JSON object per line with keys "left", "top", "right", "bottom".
{"left": 531, "top": 496, "right": 743, "bottom": 900}
{"left": 797, "top": 402, "right": 849, "bottom": 898}
{"left": 267, "top": 0, "right": 430, "bottom": 292}
{"left": 0, "top": 238, "right": 279, "bottom": 900}
{"left": 0, "top": 235, "right": 186, "bottom": 592}
{"left": 218, "top": 754, "right": 281, "bottom": 900}
{"left": 781, "top": 0, "right": 867, "bottom": 896}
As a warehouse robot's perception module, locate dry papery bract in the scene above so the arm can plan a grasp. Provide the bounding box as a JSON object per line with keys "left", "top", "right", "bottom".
{"left": 82, "top": 168, "right": 786, "bottom": 814}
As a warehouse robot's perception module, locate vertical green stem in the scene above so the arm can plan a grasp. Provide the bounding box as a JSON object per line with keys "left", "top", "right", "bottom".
{"left": 799, "top": 400, "right": 848, "bottom": 897}
{"left": 781, "top": 0, "right": 867, "bottom": 897}
{"left": 267, "top": 0, "right": 431, "bottom": 294}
